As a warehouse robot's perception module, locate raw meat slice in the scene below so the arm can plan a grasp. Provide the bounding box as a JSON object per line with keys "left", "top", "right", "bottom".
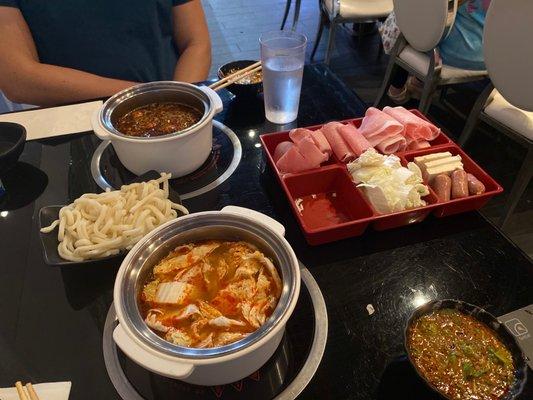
{"left": 321, "top": 122, "right": 355, "bottom": 162}
{"left": 376, "top": 134, "right": 407, "bottom": 154}
{"left": 273, "top": 141, "right": 294, "bottom": 163}
{"left": 358, "top": 107, "right": 405, "bottom": 147}
{"left": 310, "top": 130, "right": 332, "bottom": 156}
{"left": 276, "top": 145, "right": 318, "bottom": 173}
{"left": 337, "top": 124, "right": 373, "bottom": 156}
{"left": 383, "top": 106, "right": 440, "bottom": 142}
{"left": 288, "top": 128, "right": 313, "bottom": 144}
{"left": 406, "top": 140, "right": 431, "bottom": 150}
{"left": 296, "top": 136, "right": 329, "bottom": 165}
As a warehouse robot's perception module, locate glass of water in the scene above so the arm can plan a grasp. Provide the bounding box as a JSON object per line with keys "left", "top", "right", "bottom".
{"left": 260, "top": 31, "right": 307, "bottom": 124}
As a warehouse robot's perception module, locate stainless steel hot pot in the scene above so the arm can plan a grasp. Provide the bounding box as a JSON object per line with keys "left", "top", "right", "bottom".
{"left": 113, "top": 206, "right": 301, "bottom": 386}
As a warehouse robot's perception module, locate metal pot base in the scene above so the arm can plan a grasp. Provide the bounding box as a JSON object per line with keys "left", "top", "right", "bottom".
{"left": 91, "top": 120, "right": 241, "bottom": 200}
{"left": 103, "top": 266, "right": 328, "bottom": 400}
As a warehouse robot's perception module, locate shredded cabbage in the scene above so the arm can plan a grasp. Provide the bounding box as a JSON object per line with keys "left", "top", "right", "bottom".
{"left": 347, "top": 149, "right": 429, "bottom": 213}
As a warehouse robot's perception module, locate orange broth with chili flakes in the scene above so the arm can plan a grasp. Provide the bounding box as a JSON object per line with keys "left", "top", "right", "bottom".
{"left": 407, "top": 309, "right": 515, "bottom": 400}
{"left": 115, "top": 102, "right": 202, "bottom": 137}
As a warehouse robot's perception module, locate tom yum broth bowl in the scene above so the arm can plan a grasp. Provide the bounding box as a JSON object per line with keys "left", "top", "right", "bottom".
{"left": 92, "top": 81, "right": 223, "bottom": 178}
{"left": 405, "top": 300, "right": 527, "bottom": 400}
{"left": 112, "top": 207, "right": 301, "bottom": 386}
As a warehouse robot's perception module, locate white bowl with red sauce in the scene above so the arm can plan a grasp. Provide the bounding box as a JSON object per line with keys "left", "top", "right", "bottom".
{"left": 92, "top": 81, "right": 223, "bottom": 178}
{"left": 112, "top": 206, "right": 301, "bottom": 386}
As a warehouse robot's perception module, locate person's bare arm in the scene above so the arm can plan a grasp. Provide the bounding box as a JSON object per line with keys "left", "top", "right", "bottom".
{"left": 0, "top": 7, "right": 137, "bottom": 106}
{"left": 172, "top": 1, "right": 211, "bottom": 82}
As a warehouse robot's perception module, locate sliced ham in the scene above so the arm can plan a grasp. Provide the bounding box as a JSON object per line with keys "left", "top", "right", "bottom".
{"left": 376, "top": 134, "right": 407, "bottom": 154}
{"left": 310, "top": 130, "right": 332, "bottom": 156}
{"left": 273, "top": 141, "right": 294, "bottom": 163}
{"left": 276, "top": 145, "right": 318, "bottom": 173}
{"left": 288, "top": 128, "right": 314, "bottom": 144}
{"left": 296, "top": 136, "right": 329, "bottom": 165}
{"left": 407, "top": 140, "right": 431, "bottom": 151}
{"left": 383, "top": 106, "right": 440, "bottom": 142}
{"left": 358, "top": 107, "right": 405, "bottom": 147}
{"left": 321, "top": 122, "right": 355, "bottom": 162}
{"left": 337, "top": 124, "right": 372, "bottom": 156}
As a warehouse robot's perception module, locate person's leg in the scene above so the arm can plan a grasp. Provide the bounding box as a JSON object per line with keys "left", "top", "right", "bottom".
{"left": 387, "top": 69, "right": 410, "bottom": 104}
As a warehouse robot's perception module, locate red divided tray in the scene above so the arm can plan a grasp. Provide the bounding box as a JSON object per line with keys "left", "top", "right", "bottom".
{"left": 260, "top": 110, "right": 503, "bottom": 245}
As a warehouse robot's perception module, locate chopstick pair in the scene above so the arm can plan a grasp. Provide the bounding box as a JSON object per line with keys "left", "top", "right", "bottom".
{"left": 15, "top": 381, "right": 40, "bottom": 400}
{"left": 209, "top": 61, "right": 262, "bottom": 91}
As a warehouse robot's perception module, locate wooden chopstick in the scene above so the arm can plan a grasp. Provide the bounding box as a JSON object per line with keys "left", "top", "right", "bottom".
{"left": 14, "top": 382, "right": 29, "bottom": 400}
{"left": 211, "top": 65, "right": 262, "bottom": 91}
{"left": 209, "top": 61, "right": 261, "bottom": 90}
{"left": 25, "top": 383, "right": 40, "bottom": 400}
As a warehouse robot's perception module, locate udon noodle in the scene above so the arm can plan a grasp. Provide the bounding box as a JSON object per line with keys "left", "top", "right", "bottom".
{"left": 40, "top": 173, "right": 188, "bottom": 262}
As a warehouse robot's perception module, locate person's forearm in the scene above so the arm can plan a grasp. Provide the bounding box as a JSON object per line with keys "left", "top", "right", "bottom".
{"left": 3, "top": 61, "right": 137, "bottom": 106}
{"left": 173, "top": 44, "right": 211, "bottom": 83}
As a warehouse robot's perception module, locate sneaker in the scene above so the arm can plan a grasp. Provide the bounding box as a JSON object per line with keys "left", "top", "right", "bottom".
{"left": 387, "top": 85, "right": 410, "bottom": 105}
{"left": 406, "top": 76, "right": 423, "bottom": 100}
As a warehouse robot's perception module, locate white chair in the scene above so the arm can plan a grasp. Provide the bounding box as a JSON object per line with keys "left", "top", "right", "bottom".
{"left": 310, "top": 0, "right": 393, "bottom": 65}
{"left": 458, "top": 0, "right": 533, "bottom": 228}
{"left": 374, "top": 0, "right": 487, "bottom": 113}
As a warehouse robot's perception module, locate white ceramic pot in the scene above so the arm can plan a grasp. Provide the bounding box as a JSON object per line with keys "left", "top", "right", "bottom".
{"left": 112, "top": 206, "right": 301, "bottom": 386}
{"left": 92, "top": 81, "right": 223, "bottom": 178}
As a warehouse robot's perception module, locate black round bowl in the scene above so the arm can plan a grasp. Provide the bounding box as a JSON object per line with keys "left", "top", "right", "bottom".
{"left": 0, "top": 122, "right": 26, "bottom": 177}
{"left": 217, "top": 60, "right": 263, "bottom": 98}
{"left": 404, "top": 299, "right": 527, "bottom": 400}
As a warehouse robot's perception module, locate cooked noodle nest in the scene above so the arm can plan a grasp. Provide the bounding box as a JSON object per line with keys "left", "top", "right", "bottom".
{"left": 40, "top": 172, "right": 188, "bottom": 262}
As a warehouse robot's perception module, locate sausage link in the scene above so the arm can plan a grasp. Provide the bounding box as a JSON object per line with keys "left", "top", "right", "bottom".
{"left": 466, "top": 173, "right": 486, "bottom": 195}
{"left": 431, "top": 174, "right": 452, "bottom": 202}
{"left": 451, "top": 169, "right": 469, "bottom": 199}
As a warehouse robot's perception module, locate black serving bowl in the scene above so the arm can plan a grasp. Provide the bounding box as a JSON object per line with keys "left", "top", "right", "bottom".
{"left": 0, "top": 122, "right": 26, "bottom": 177}
{"left": 218, "top": 60, "right": 263, "bottom": 98}
{"left": 404, "top": 299, "right": 527, "bottom": 400}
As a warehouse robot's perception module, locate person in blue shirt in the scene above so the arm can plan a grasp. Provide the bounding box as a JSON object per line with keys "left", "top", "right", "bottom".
{"left": 0, "top": 1, "right": 211, "bottom": 106}
{"left": 388, "top": 0, "right": 490, "bottom": 104}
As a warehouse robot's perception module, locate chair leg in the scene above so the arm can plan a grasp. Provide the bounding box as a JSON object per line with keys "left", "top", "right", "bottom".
{"left": 325, "top": 21, "right": 337, "bottom": 65}
{"left": 291, "top": 0, "right": 301, "bottom": 30}
{"left": 280, "top": 0, "right": 292, "bottom": 30}
{"left": 500, "top": 145, "right": 533, "bottom": 229}
{"left": 311, "top": 15, "right": 326, "bottom": 61}
{"left": 418, "top": 77, "right": 437, "bottom": 114}
{"left": 458, "top": 83, "right": 494, "bottom": 147}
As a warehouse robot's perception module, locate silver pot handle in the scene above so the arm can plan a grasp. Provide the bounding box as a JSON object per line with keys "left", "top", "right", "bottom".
{"left": 91, "top": 109, "right": 111, "bottom": 140}
{"left": 113, "top": 324, "right": 194, "bottom": 379}
{"left": 221, "top": 206, "right": 285, "bottom": 237}
{"left": 198, "top": 85, "right": 223, "bottom": 114}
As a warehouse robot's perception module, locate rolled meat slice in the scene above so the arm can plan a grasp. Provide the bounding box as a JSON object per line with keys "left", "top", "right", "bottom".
{"left": 376, "top": 134, "right": 407, "bottom": 155}
{"left": 406, "top": 140, "right": 431, "bottom": 150}
{"left": 273, "top": 141, "right": 294, "bottom": 163}
{"left": 451, "top": 169, "right": 469, "bottom": 199}
{"left": 276, "top": 145, "right": 318, "bottom": 174}
{"left": 337, "top": 124, "right": 372, "bottom": 156}
{"left": 295, "top": 136, "right": 329, "bottom": 165}
{"left": 310, "top": 130, "right": 332, "bottom": 156}
{"left": 431, "top": 174, "right": 452, "bottom": 202}
{"left": 383, "top": 106, "right": 440, "bottom": 142}
{"left": 321, "top": 122, "right": 355, "bottom": 162}
{"left": 289, "top": 128, "right": 313, "bottom": 144}
{"left": 358, "top": 107, "right": 405, "bottom": 147}
{"left": 466, "top": 173, "right": 486, "bottom": 195}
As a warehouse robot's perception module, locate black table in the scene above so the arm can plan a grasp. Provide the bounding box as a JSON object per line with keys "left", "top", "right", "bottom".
{"left": 0, "top": 65, "right": 531, "bottom": 400}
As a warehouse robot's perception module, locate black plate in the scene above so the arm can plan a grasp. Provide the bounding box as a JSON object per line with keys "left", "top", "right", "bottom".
{"left": 38, "top": 170, "right": 183, "bottom": 266}
{"left": 404, "top": 299, "right": 528, "bottom": 400}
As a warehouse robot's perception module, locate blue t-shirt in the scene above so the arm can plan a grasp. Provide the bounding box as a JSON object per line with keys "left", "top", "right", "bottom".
{"left": 0, "top": 0, "right": 190, "bottom": 82}
{"left": 438, "top": 0, "right": 490, "bottom": 71}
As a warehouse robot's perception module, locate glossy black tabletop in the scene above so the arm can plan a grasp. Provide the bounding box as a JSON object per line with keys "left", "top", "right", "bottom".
{"left": 0, "top": 65, "right": 531, "bottom": 400}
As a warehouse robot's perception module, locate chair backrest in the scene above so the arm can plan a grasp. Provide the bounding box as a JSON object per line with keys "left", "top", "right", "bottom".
{"left": 394, "top": 0, "right": 457, "bottom": 52}
{"left": 483, "top": 0, "right": 533, "bottom": 111}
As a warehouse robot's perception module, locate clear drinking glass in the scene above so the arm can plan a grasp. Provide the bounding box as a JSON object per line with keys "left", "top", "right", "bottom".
{"left": 260, "top": 31, "right": 307, "bottom": 124}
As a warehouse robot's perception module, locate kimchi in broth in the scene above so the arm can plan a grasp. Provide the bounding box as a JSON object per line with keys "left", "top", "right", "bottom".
{"left": 139, "top": 240, "right": 282, "bottom": 348}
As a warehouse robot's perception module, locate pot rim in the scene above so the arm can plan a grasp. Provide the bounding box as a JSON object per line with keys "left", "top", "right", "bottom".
{"left": 113, "top": 210, "right": 301, "bottom": 362}
{"left": 98, "top": 81, "right": 216, "bottom": 143}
